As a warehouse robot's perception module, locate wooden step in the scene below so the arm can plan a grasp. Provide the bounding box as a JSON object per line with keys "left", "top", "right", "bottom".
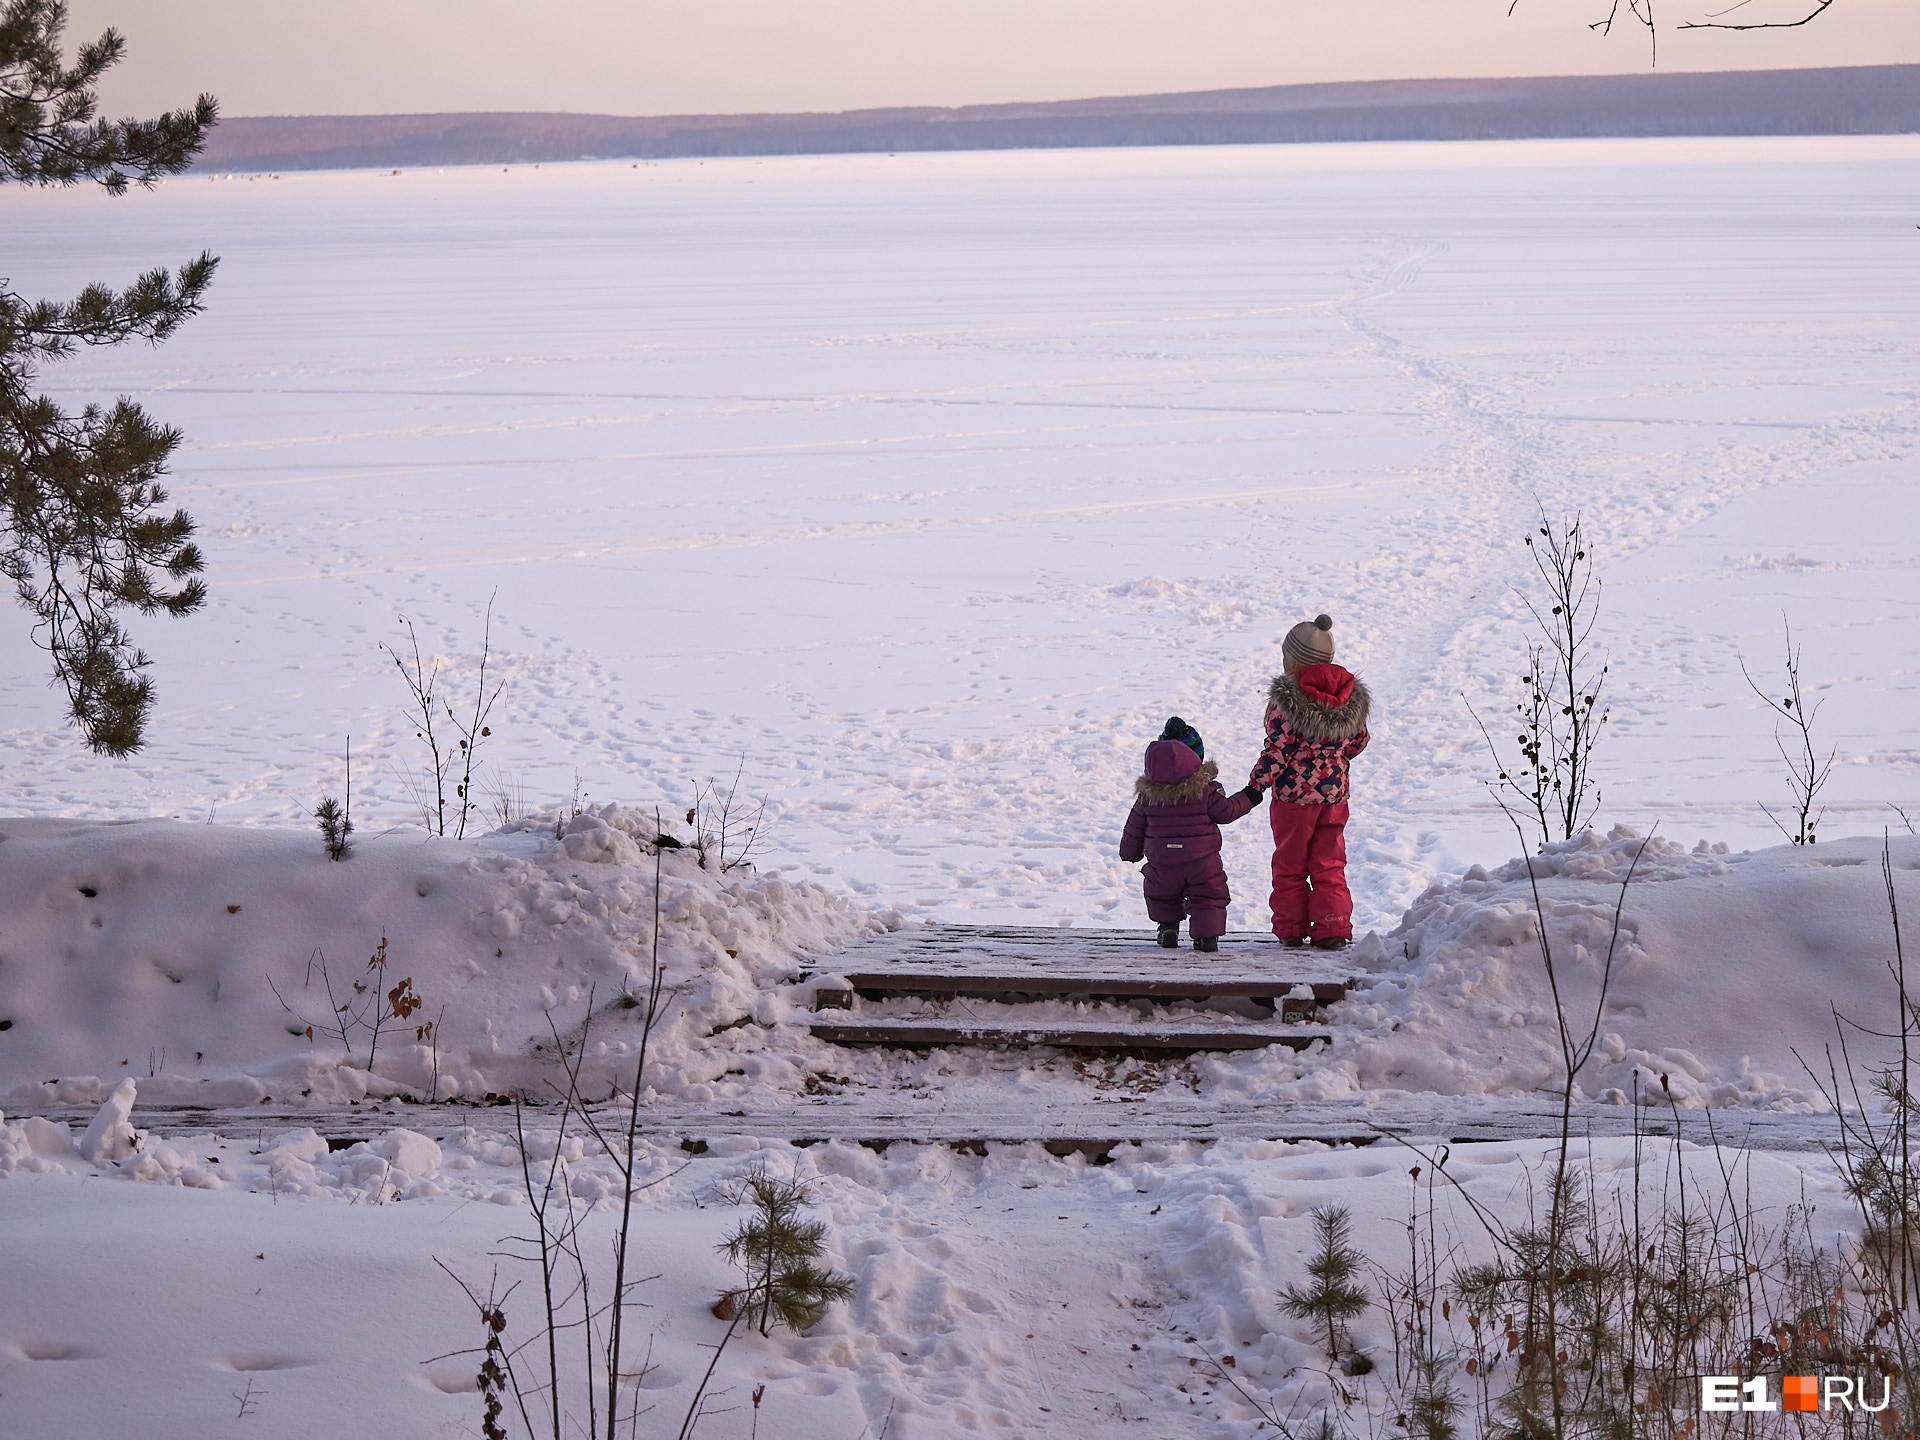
{"left": 810, "top": 924, "right": 1352, "bottom": 1010}
{"left": 808, "top": 1015, "right": 1333, "bottom": 1053}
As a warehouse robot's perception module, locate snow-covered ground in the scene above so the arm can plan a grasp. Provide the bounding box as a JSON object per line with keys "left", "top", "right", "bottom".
{"left": 2, "top": 811, "right": 1915, "bottom": 1435}
{"left": 5, "top": 137, "right": 1920, "bottom": 1437}
{"left": 0, "top": 1123, "right": 1853, "bottom": 1439}
{"left": 4, "top": 137, "right": 1918, "bottom": 934}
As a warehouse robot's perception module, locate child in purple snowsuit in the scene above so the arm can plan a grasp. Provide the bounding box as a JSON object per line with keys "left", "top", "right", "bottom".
{"left": 1118, "top": 718, "right": 1262, "bottom": 953}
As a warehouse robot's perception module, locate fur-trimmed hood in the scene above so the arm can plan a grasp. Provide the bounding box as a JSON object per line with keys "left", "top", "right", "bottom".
{"left": 1136, "top": 758, "right": 1220, "bottom": 806}
{"left": 1267, "top": 669, "right": 1371, "bottom": 742}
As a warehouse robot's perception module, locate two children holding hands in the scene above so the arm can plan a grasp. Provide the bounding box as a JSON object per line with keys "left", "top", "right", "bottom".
{"left": 1119, "top": 614, "right": 1372, "bottom": 952}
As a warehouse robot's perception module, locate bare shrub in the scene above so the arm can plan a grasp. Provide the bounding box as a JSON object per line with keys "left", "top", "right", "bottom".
{"left": 1801, "top": 837, "right": 1920, "bottom": 1417}
{"left": 1470, "top": 510, "right": 1609, "bottom": 854}
{"left": 687, "top": 760, "right": 766, "bottom": 873}
{"left": 384, "top": 595, "right": 504, "bottom": 839}
{"left": 1274, "top": 831, "right": 1920, "bottom": 1440}
{"left": 267, "top": 934, "right": 434, "bottom": 1086}
{"left": 1742, "top": 615, "right": 1834, "bottom": 846}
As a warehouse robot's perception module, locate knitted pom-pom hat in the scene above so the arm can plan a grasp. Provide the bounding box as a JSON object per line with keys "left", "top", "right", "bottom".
{"left": 1282, "top": 614, "right": 1336, "bottom": 671}
{"left": 1159, "top": 715, "right": 1204, "bottom": 761}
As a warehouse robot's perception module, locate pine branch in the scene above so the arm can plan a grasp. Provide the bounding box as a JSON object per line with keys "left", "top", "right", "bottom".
{"left": 1, "top": 2, "right": 217, "bottom": 192}
{"left": 0, "top": 2, "right": 218, "bottom": 755}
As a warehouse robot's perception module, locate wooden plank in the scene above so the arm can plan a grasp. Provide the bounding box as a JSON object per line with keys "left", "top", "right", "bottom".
{"left": 811, "top": 924, "right": 1351, "bottom": 1007}
{"left": 837, "top": 971, "right": 1347, "bottom": 1003}
{"left": 835, "top": 924, "right": 1317, "bottom": 961}
{"left": 62, "top": 1096, "right": 1848, "bottom": 1153}
{"left": 662, "top": 1102, "right": 1843, "bottom": 1154}
{"left": 808, "top": 1016, "right": 1333, "bottom": 1052}
{"left": 686, "top": 1101, "right": 1791, "bottom": 1149}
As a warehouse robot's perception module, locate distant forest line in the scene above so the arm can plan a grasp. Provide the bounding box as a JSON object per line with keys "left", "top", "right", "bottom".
{"left": 198, "top": 65, "right": 1920, "bottom": 173}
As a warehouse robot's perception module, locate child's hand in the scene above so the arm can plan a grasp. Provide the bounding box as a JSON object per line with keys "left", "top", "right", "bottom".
{"left": 1241, "top": 785, "right": 1265, "bottom": 805}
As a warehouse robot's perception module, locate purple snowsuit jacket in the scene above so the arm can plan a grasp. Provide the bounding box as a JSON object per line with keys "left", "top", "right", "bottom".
{"left": 1119, "top": 740, "right": 1257, "bottom": 937}
{"left": 1119, "top": 745, "right": 1256, "bottom": 866}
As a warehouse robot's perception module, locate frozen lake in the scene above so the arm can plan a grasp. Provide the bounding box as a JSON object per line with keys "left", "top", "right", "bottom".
{"left": 4, "top": 137, "right": 1917, "bottom": 929}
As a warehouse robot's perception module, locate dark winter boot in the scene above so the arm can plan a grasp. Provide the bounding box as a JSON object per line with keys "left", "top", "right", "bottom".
{"left": 1277, "top": 937, "right": 1309, "bottom": 949}
{"left": 1312, "top": 935, "right": 1351, "bottom": 951}
{"left": 1193, "top": 935, "right": 1218, "bottom": 954}
{"left": 1156, "top": 922, "right": 1180, "bottom": 949}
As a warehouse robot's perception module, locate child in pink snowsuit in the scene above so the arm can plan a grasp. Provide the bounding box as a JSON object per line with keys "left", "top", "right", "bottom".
{"left": 1119, "top": 718, "right": 1261, "bottom": 953}
{"left": 1247, "top": 615, "right": 1372, "bottom": 950}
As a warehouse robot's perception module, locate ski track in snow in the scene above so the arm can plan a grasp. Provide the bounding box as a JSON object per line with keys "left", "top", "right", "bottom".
{"left": 3, "top": 138, "right": 1918, "bottom": 940}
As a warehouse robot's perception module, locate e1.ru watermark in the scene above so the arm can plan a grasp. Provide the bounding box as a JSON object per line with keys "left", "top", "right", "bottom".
{"left": 1702, "top": 1375, "right": 1892, "bottom": 1413}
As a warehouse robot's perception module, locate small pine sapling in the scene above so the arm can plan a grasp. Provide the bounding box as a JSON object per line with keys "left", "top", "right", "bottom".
{"left": 315, "top": 796, "right": 351, "bottom": 860}
{"left": 1406, "top": 1355, "right": 1462, "bottom": 1440}
{"left": 315, "top": 736, "right": 353, "bottom": 859}
{"left": 714, "top": 1170, "right": 855, "bottom": 1336}
{"left": 1281, "top": 1203, "right": 1371, "bottom": 1366}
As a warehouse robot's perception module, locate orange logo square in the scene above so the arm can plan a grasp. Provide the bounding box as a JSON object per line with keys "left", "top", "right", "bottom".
{"left": 1783, "top": 1376, "right": 1819, "bottom": 1412}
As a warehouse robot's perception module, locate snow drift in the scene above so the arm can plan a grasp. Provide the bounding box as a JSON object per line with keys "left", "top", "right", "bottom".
{"left": 1198, "top": 827, "right": 1920, "bottom": 1112}
{"left": 0, "top": 809, "right": 887, "bottom": 1108}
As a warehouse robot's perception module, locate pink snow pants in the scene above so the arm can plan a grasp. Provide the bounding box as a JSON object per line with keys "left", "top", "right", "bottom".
{"left": 1268, "top": 800, "right": 1352, "bottom": 941}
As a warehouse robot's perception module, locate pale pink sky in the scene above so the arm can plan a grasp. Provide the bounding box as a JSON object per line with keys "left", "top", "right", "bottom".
{"left": 73, "top": 0, "right": 1920, "bottom": 118}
